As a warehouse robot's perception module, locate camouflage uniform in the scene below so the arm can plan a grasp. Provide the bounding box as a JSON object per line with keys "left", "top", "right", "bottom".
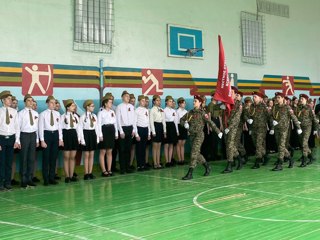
{"left": 207, "top": 102, "right": 223, "bottom": 160}
{"left": 271, "top": 103, "right": 301, "bottom": 169}
{"left": 244, "top": 101, "right": 270, "bottom": 167}
{"left": 180, "top": 108, "right": 221, "bottom": 169}
{"left": 295, "top": 103, "right": 318, "bottom": 166}
{"left": 224, "top": 100, "right": 243, "bottom": 163}
{"left": 235, "top": 103, "right": 246, "bottom": 158}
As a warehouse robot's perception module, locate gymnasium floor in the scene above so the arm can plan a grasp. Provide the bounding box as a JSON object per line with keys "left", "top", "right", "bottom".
{"left": 1, "top": 149, "right": 320, "bottom": 240}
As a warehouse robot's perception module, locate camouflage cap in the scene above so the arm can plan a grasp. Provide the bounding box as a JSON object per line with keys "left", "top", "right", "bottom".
{"left": 177, "top": 97, "right": 185, "bottom": 104}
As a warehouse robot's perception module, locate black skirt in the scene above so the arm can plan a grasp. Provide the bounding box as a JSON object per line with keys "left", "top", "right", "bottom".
{"left": 99, "top": 124, "right": 115, "bottom": 149}
{"left": 63, "top": 129, "right": 79, "bottom": 151}
{"left": 82, "top": 130, "right": 97, "bottom": 151}
{"left": 164, "top": 122, "right": 178, "bottom": 144}
{"left": 178, "top": 124, "right": 188, "bottom": 140}
{"left": 152, "top": 122, "right": 164, "bottom": 143}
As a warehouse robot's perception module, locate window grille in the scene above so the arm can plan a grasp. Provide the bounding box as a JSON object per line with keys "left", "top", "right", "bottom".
{"left": 241, "top": 11, "right": 265, "bottom": 65}
{"left": 74, "top": 0, "right": 114, "bottom": 53}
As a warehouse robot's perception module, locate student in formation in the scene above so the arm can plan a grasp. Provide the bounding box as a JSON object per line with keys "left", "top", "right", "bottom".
{"left": 163, "top": 95, "right": 179, "bottom": 167}
{"left": 135, "top": 95, "right": 151, "bottom": 171}
{"left": 98, "top": 94, "right": 118, "bottom": 177}
{"left": 60, "top": 99, "right": 80, "bottom": 183}
{"left": 180, "top": 95, "right": 223, "bottom": 180}
{"left": 0, "top": 91, "right": 20, "bottom": 191}
{"left": 116, "top": 90, "right": 137, "bottom": 174}
{"left": 150, "top": 95, "right": 166, "bottom": 169}
{"left": 18, "top": 94, "right": 39, "bottom": 188}
{"left": 79, "top": 100, "right": 99, "bottom": 180}
{"left": 176, "top": 97, "right": 188, "bottom": 165}
{"left": 39, "top": 96, "right": 62, "bottom": 186}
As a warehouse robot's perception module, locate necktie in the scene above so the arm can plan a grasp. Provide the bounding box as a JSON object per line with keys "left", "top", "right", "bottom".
{"left": 50, "top": 111, "right": 54, "bottom": 126}
{"left": 29, "top": 110, "right": 34, "bottom": 126}
{"left": 90, "top": 114, "right": 94, "bottom": 128}
{"left": 70, "top": 114, "right": 74, "bottom": 128}
{"left": 5, "top": 108, "right": 10, "bottom": 125}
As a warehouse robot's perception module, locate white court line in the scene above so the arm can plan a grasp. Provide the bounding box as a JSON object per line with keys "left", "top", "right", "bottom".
{"left": 0, "top": 221, "right": 88, "bottom": 240}
{"left": 0, "top": 196, "right": 144, "bottom": 240}
{"left": 193, "top": 181, "right": 320, "bottom": 223}
{"left": 289, "top": 227, "right": 320, "bottom": 240}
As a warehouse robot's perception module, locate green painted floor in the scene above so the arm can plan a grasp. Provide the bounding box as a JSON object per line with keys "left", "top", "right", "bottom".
{"left": 1, "top": 150, "right": 320, "bottom": 240}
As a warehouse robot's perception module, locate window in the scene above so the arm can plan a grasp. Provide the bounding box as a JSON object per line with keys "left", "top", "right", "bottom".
{"left": 74, "top": 0, "right": 114, "bottom": 53}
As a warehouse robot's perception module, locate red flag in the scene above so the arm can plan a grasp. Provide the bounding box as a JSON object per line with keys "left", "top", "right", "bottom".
{"left": 214, "top": 35, "right": 234, "bottom": 107}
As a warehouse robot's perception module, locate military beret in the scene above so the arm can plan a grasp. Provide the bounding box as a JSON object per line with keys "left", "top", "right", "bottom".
{"left": 231, "top": 86, "right": 238, "bottom": 93}
{"left": 275, "top": 92, "right": 285, "bottom": 98}
{"left": 24, "top": 94, "right": 33, "bottom": 102}
{"left": 237, "top": 91, "right": 244, "bottom": 97}
{"left": 299, "top": 94, "right": 309, "bottom": 101}
{"left": 46, "top": 95, "right": 56, "bottom": 103}
{"left": 194, "top": 95, "right": 203, "bottom": 103}
{"left": 63, "top": 99, "right": 74, "bottom": 108}
{"left": 244, "top": 97, "right": 252, "bottom": 103}
{"left": 252, "top": 91, "right": 264, "bottom": 98}
{"left": 285, "top": 96, "right": 291, "bottom": 101}
{"left": 0, "top": 90, "right": 12, "bottom": 100}
{"left": 83, "top": 99, "right": 94, "bottom": 109}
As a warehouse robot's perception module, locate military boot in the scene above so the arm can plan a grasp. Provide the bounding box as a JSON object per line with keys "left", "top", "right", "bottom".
{"left": 251, "top": 158, "right": 261, "bottom": 169}
{"left": 222, "top": 161, "right": 233, "bottom": 174}
{"left": 236, "top": 156, "right": 243, "bottom": 170}
{"left": 262, "top": 155, "right": 269, "bottom": 166}
{"left": 272, "top": 159, "right": 283, "bottom": 171}
{"left": 307, "top": 153, "right": 315, "bottom": 165}
{"left": 182, "top": 168, "right": 193, "bottom": 180}
{"left": 288, "top": 157, "right": 294, "bottom": 168}
{"left": 203, "top": 162, "right": 211, "bottom": 176}
{"left": 299, "top": 156, "right": 308, "bottom": 167}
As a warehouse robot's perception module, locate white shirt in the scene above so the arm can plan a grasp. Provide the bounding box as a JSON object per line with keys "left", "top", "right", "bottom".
{"left": 60, "top": 112, "right": 81, "bottom": 141}
{"left": 116, "top": 102, "right": 137, "bottom": 134}
{"left": 39, "top": 109, "right": 62, "bottom": 141}
{"left": 164, "top": 107, "right": 179, "bottom": 134}
{"left": 97, "top": 108, "right": 118, "bottom": 138}
{"left": 176, "top": 107, "right": 188, "bottom": 122}
{"left": 18, "top": 107, "right": 39, "bottom": 143}
{"left": 78, "top": 112, "right": 99, "bottom": 145}
{"left": 149, "top": 106, "right": 166, "bottom": 135}
{"left": 135, "top": 106, "right": 151, "bottom": 137}
{"left": 0, "top": 106, "right": 20, "bottom": 143}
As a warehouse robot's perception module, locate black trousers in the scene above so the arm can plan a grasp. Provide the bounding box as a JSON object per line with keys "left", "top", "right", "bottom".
{"left": 0, "top": 135, "right": 15, "bottom": 187}
{"left": 136, "top": 127, "right": 148, "bottom": 168}
{"left": 20, "top": 132, "right": 36, "bottom": 185}
{"left": 42, "top": 130, "right": 59, "bottom": 183}
{"left": 118, "top": 126, "right": 133, "bottom": 173}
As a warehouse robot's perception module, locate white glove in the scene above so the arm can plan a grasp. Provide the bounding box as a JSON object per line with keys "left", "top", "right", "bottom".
{"left": 247, "top": 119, "right": 253, "bottom": 124}
{"left": 220, "top": 104, "right": 226, "bottom": 110}
{"left": 273, "top": 120, "right": 278, "bottom": 126}
{"left": 218, "top": 132, "right": 223, "bottom": 139}
{"left": 249, "top": 130, "right": 252, "bottom": 135}
{"left": 269, "top": 130, "right": 274, "bottom": 135}
{"left": 224, "top": 128, "right": 230, "bottom": 134}
{"left": 184, "top": 122, "right": 189, "bottom": 129}
{"left": 297, "top": 129, "right": 302, "bottom": 135}
{"left": 298, "top": 121, "right": 301, "bottom": 125}
{"left": 314, "top": 130, "right": 318, "bottom": 135}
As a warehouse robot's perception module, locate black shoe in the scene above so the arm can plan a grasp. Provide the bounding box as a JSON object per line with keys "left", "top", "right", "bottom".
{"left": 129, "top": 165, "right": 135, "bottom": 170}
{"left": 107, "top": 171, "right": 113, "bottom": 177}
{"left": 182, "top": 168, "right": 193, "bottom": 180}
{"left": 236, "top": 156, "right": 243, "bottom": 170}
{"left": 137, "top": 167, "right": 144, "bottom": 172}
{"left": 44, "top": 181, "right": 49, "bottom": 186}
{"left": 288, "top": 160, "right": 294, "bottom": 168}
{"left": 84, "top": 174, "right": 90, "bottom": 180}
{"left": 126, "top": 168, "right": 134, "bottom": 173}
{"left": 32, "top": 177, "right": 40, "bottom": 183}
{"left": 54, "top": 174, "right": 61, "bottom": 180}
{"left": 21, "top": 184, "right": 28, "bottom": 189}
{"left": 222, "top": 161, "right": 233, "bottom": 174}
{"left": 299, "top": 156, "right": 308, "bottom": 167}
{"left": 89, "top": 173, "right": 96, "bottom": 179}
{"left": 11, "top": 179, "right": 19, "bottom": 186}
{"left": 0, "top": 186, "right": 5, "bottom": 191}
{"left": 49, "top": 180, "right": 59, "bottom": 185}
{"left": 70, "top": 176, "right": 78, "bottom": 182}
{"left": 165, "top": 162, "right": 171, "bottom": 168}
{"left": 251, "top": 158, "right": 261, "bottom": 169}
{"left": 171, "top": 159, "right": 177, "bottom": 167}
{"left": 101, "top": 171, "right": 109, "bottom": 177}
{"left": 27, "top": 181, "right": 36, "bottom": 187}
{"left": 272, "top": 160, "right": 283, "bottom": 171}
{"left": 262, "top": 155, "right": 269, "bottom": 166}
{"left": 64, "top": 177, "right": 71, "bottom": 183}
{"left": 73, "top": 172, "right": 78, "bottom": 178}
